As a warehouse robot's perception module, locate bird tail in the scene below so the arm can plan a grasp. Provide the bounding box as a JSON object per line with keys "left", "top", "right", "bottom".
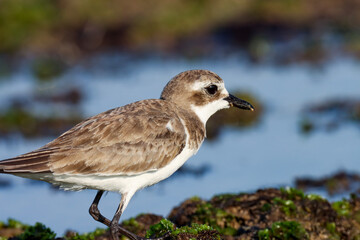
{"left": 0, "top": 150, "right": 51, "bottom": 174}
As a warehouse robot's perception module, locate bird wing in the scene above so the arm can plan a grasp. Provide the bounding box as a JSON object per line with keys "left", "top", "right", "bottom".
{"left": 0, "top": 100, "right": 187, "bottom": 175}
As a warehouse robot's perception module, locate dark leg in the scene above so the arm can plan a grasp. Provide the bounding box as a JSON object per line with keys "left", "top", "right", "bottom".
{"left": 89, "top": 190, "right": 111, "bottom": 226}
{"left": 110, "top": 193, "right": 146, "bottom": 240}
{"left": 89, "top": 191, "right": 169, "bottom": 240}
{"left": 89, "top": 191, "right": 139, "bottom": 239}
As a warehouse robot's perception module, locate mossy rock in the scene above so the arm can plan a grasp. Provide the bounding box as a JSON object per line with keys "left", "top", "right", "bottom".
{"left": 3, "top": 188, "right": 360, "bottom": 240}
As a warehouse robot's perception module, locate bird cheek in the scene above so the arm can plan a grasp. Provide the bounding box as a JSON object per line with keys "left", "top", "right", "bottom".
{"left": 223, "top": 99, "right": 231, "bottom": 109}
{"left": 217, "top": 98, "right": 231, "bottom": 110}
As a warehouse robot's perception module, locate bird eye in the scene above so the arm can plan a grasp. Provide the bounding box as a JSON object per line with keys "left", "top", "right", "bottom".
{"left": 205, "top": 85, "right": 218, "bottom": 95}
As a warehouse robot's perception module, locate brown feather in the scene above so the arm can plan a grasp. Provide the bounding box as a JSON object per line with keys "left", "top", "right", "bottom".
{"left": 0, "top": 155, "right": 50, "bottom": 173}
{"left": 2, "top": 162, "right": 50, "bottom": 173}
{"left": 0, "top": 99, "right": 204, "bottom": 176}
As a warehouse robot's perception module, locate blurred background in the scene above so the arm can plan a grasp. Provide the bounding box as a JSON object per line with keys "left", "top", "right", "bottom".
{"left": 0, "top": 0, "right": 359, "bottom": 235}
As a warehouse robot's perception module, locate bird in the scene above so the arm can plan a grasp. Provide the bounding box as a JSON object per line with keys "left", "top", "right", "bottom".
{"left": 0, "top": 70, "right": 254, "bottom": 240}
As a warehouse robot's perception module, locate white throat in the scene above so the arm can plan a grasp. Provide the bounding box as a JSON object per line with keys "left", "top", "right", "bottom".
{"left": 191, "top": 98, "right": 230, "bottom": 125}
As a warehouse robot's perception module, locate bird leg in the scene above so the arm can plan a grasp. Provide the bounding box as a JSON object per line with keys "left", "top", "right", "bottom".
{"left": 89, "top": 190, "right": 111, "bottom": 226}
{"left": 89, "top": 190, "right": 169, "bottom": 240}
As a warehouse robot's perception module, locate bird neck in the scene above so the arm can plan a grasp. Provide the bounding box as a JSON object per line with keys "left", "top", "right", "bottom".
{"left": 170, "top": 102, "right": 206, "bottom": 149}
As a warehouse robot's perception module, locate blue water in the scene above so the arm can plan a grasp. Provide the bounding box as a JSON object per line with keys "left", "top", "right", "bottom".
{"left": 0, "top": 56, "right": 359, "bottom": 235}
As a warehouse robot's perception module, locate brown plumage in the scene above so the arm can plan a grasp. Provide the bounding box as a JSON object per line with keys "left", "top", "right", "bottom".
{"left": 0, "top": 99, "right": 204, "bottom": 175}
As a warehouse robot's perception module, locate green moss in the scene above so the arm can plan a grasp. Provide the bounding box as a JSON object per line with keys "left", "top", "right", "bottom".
{"left": 189, "top": 196, "right": 202, "bottom": 202}
{"left": 332, "top": 199, "right": 351, "bottom": 217}
{"left": 261, "top": 203, "right": 272, "bottom": 212}
{"left": 120, "top": 216, "right": 145, "bottom": 235}
{"left": 325, "top": 222, "right": 340, "bottom": 240}
{"left": 193, "top": 202, "right": 237, "bottom": 236}
{"left": 280, "top": 187, "right": 325, "bottom": 202}
{"left": 145, "top": 219, "right": 175, "bottom": 238}
{"left": 172, "top": 223, "right": 215, "bottom": 236}
{"left": 325, "top": 222, "right": 336, "bottom": 234}
{"left": 258, "top": 221, "right": 309, "bottom": 240}
{"left": 219, "top": 227, "right": 237, "bottom": 236}
{"left": 122, "top": 217, "right": 140, "bottom": 228}
{"left": 258, "top": 228, "right": 271, "bottom": 240}
{"left": 17, "top": 222, "right": 56, "bottom": 240}
{"left": 280, "top": 187, "right": 305, "bottom": 200}
{"left": 306, "top": 193, "right": 324, "bottom": 201}
{"left": 5, "top": 218, "right": 28, "bottom": 229}
{"left": 67, "top": 228, "right": 106, "bottom": 240}
{"left": 273, "top": 197, "right": 297, "bottom": 216}
{"left": 146, "top": 220, "right": 220, "bottom": 239}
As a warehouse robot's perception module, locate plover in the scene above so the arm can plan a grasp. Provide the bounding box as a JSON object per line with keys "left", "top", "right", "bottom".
{"left": 0, "top": 70, "right": 254, "bottom": 240}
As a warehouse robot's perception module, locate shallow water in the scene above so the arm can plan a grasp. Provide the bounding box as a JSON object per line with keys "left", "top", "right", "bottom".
{"left": 0, "top": 56, "right": 359, "bottom": 235}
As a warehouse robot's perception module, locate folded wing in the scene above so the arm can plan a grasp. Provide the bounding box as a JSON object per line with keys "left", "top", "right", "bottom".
{"left": 0, "top": 101, "right": 187, "bottom": 176}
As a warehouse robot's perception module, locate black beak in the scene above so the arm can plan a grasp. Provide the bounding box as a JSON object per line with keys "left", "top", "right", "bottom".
{"left": 224, "top": 94, "right": 255, "bottom": 111}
